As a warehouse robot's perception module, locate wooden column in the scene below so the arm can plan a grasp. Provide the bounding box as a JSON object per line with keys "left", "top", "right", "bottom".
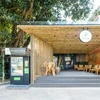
{"left": 30, "top": 34, "right": 35, "bottom": 84}
{"left": 31, "top": 35, "right": 53, "bottom": 83}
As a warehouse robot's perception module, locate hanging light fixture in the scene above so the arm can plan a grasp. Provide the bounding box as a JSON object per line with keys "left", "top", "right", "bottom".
{"left": 79, "top": 28, "right": 92, "bottom": 43}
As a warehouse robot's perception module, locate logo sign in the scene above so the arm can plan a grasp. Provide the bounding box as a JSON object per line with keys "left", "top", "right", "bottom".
{"left": 80, "top": 30, "right": 92, "bottom": 42}
{"left": 5, "top": 48, "right": 11, "bottom": 55}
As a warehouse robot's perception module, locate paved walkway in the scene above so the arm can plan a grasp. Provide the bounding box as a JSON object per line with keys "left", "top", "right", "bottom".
{"left": 0, "top": 70, "right": 100, "bottom": 100}
{"left": 0, "top": 85, "right": 100, "bottom": 100}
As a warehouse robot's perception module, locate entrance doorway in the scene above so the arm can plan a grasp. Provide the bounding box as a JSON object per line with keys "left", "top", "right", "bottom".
{"left": 54, "top": 54, "right": 76, "bottom": 70}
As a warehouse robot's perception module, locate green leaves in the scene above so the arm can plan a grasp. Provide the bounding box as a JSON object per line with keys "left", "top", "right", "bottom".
{"left": 0, "top": 0, "right": 94, "bottom": 47}
{"left": 0, "top": 0, "right": 94, "bottom": 21}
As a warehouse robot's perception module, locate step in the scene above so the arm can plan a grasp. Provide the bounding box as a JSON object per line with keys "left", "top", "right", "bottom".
{"left": 33, "top": 71, "right": 100, "bottom": 87}
{"left": 35, "top": 79, "right": 100, "bottom": 83}
{"left": 36, "top": 76, "right": 100, "bottom": 80}
{"left": 31, "top": 83, "right": 100, "bottom": 87}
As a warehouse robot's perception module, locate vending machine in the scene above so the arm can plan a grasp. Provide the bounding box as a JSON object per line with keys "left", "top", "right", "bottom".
{"left": 8, "top": 48, "right": 30, "bottom": 85}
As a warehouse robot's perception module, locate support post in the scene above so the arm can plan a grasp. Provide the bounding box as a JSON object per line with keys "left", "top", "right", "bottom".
{"left": 2, "top": 48, "right": 5, "bottom": 82}
{"left": 30, "top": 35, "right": 35, "bottom": 84}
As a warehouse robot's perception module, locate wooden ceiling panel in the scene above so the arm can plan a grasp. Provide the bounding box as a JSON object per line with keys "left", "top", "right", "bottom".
{"left": 18, "top": 25, "right": 100, "bottom": 54}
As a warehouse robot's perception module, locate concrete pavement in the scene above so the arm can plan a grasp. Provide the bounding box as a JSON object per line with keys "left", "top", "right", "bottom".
{"left": 0, "top": 85, "right": 100, "bottom": 100}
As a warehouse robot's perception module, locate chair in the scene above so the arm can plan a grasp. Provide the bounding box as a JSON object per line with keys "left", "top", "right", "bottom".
{"left": 85, "top": 65, "right": 92, "bottom": 72}
{"left": 84, "top": 65, "right": 88, "bottom": 71}
{"left": 90, "top": 65, "right": 98, "bottom": 73}
{"left": 74, "top": 65, "right": 78, "bottom": 70}
{"left": 93, "top": 65, "right": 100, "bottom": 75}
{"left": 77, "top": 65, "right": 84, "bottom": 71}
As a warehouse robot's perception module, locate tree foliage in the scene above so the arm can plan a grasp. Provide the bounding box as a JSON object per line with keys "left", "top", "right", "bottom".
{"left": 0, "top": 0, "right": 94, "bottom": 47}
{"left": 89, "top": 6, "right": 100, "bottom": 21}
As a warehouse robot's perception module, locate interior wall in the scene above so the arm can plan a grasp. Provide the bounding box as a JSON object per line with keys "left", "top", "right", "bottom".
{"left": 76, "top": 54, "right": 88, "bottom": 62}
{"left": 88, "top": 47, "right": 100, "bottom": 65}
{"left": 31, "top": 34, "right": 53, "bottom": 82}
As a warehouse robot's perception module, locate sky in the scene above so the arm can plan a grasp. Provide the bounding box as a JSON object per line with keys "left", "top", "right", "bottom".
{"left": 93, "top": 0, "right": 100, "bottom": 10}
{"left": 87, "top": 0, "right": 100, "bottom": 21}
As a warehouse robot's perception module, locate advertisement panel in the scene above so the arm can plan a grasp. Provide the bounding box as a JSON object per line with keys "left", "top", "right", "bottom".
{"left": 11, "top": 57, "right": 23, "bottom": 76}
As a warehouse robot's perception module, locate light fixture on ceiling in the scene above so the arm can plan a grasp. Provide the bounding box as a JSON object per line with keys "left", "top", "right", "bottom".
{"left": 79, "top": 28, "right": 92, "bottom": 43}
{"left": 83, "top": 27, "right": 88, "bottom": 30}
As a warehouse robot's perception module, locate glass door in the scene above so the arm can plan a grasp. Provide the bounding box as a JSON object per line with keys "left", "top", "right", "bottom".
{"left": 54, "top": 54, "right": 76, "bottom": 70}
{"left": 62, "top": 55, "right": 75, "bottom": 70}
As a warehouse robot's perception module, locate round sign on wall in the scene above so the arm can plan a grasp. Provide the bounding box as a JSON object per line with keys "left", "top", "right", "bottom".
{"left": 80, "top": 30, "right": 92, "bottom": 42}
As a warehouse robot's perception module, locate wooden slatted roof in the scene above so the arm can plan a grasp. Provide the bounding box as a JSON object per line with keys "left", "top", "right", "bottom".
{"left": 17, "top": 25, "right": 100, "bottom": 54}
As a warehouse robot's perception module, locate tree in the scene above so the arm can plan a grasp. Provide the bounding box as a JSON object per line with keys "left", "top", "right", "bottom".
{"left": 89, "top": 6, "right": 100, "bottom": 21}
{"left": 0, "top": 0, "right": 94, "bottom": 47}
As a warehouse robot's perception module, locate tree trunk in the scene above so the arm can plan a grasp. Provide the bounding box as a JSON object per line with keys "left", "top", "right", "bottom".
{"left": 11, "top": 23, "right": 17, "bottom": 47}
{"left": 12, "top": 1, "right": 34, "bottom": 47}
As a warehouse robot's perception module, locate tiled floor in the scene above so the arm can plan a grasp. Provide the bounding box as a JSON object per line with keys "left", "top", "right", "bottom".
{"left": 55, "top": 70, "right": 99, "bottom": 77}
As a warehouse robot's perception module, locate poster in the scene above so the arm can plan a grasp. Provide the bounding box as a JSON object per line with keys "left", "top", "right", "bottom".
{"left": 65, "top": 57, "right": 71, "bottom": 61}
{"left": 25, "top": 60, "right": 28, "bottom": 67}
{"left": 24, "top": 68, "right": 29, "bottom": 74}
{"left": 11, "top": 57, "right": 23, "bottom": 76}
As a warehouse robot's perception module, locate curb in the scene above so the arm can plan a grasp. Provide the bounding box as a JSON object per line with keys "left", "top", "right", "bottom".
{"left": 0, "top": 82, "right": 10, "bottom": 85}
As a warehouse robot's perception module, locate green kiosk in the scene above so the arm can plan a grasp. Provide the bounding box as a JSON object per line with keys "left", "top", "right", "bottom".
{"left": 6, "top": 48, "right": 30, "bottom": 85}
